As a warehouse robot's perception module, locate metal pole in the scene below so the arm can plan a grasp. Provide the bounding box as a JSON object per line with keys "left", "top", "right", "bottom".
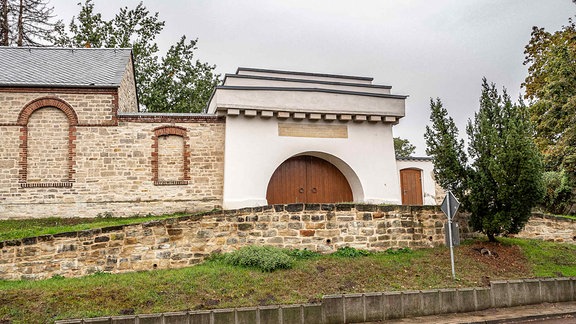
{"left": 447, "top": 191, "right": 456, "bottom": 279}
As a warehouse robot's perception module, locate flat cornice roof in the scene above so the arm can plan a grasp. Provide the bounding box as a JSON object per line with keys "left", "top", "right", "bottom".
{"left": 223, "top": 74, "right": 392, "bottom": 89}
{"left": 215, "top": 85, "right": 408, "bottom": 99}
{"left": 236, "top": 67, "right": 374, "bottom": 82}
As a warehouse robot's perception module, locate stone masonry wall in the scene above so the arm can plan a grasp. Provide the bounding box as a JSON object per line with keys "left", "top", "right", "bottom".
{"left": 0, "top": 90, "right": 117, "bottom": 125}
{"left": 117, "top": 56, "right": 138, "bottom": 113}
{"left": 515, "top": 213, "right": 576, "bottom": 243}
{"left": 0, "top": 205, "right": 468, "bottom": 280}
{"left": 0, "top": 90, "right": 225, "bottom": 219}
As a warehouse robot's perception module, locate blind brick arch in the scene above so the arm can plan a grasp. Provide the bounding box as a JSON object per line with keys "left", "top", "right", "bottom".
{"left": 152, "top": 126, "right": 190, "bottom": 185}
{"left": 18, "top": 97, "right": 77, "bottom": 187}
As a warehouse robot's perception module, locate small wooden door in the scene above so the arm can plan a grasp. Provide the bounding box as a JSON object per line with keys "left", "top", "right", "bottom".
{"left": 400, "top": 168, "right": 423, "bottom": 205}
{"left": 266, "top": 156, "right": 353, "bottom": 205}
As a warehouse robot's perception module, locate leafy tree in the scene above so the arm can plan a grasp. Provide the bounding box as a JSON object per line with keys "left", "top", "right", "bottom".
{"left": 0, "top": 0, "right": 60, "bottom": 46}
{"left": 52, "top": 0, "right": 219, "bottom": 113}
{"left": 424, "top": 98, "right": 468, "bottom": 204}
{"left": 393, "top": 137, "right": 416, "bottom": 158}
{"left": 466, "top": 79, "right": 544, "bottom": 241}
{"left": 523, "top": 17, "right": 576, "bottom": 174}
{"left": 425, "top": 82, "right": 544, "bottom": 242}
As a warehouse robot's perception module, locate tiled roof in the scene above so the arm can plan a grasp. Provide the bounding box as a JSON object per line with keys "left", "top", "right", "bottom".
{"left": 0, "top": 46, "right": 132, "bottom": 88}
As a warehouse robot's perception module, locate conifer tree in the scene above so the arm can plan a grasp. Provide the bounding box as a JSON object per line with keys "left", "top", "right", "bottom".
{"left": 424, "top": 98, "right": 468, "bottom": 204}
{"left": 425, "top": 81, "right": 544, "bottom": 242}
{"left": 466, "top": 79, "right": 544, "bottom": 241}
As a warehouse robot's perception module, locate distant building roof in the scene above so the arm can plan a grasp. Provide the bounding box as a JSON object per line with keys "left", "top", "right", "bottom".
{"left": 396, "top": 156, "right": 433, "bottom": 161}
{"left": 0, "top": 46, "right": 132, "bottom": 88}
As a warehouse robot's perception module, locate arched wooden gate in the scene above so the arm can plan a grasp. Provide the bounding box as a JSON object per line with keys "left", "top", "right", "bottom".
{"left": 266, "top": 155, "right": 353, "bottom": 205}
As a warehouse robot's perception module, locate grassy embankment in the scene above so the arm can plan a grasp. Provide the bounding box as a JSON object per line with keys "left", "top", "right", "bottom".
{"left": 0, "top": 215, "right": 575, "bottom": 323}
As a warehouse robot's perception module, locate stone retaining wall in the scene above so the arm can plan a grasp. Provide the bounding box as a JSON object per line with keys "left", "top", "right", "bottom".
{"left": 56, "top": 278, "right": 576, "bottom": 324}
{"left": 0, "top": 205, "right": 472, "bottom": 280}
{"left": 516, "top": 213, "right": 576, "bottom": 243}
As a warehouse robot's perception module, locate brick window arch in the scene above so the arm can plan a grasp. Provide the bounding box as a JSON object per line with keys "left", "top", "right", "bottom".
{"left": 152, "top": 126, "right": 190, "bottom": 185}
{"left": 18, "top": 97, "right": 77, "bottom": 188}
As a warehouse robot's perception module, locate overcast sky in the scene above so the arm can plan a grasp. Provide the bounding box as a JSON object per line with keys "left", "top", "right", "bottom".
{"left": 51, "top": 0, "right": 576, "bottom": 155}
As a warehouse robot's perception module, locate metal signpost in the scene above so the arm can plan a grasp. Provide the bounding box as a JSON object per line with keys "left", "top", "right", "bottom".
{"left": 440, "top": 191, "right": 460, "bottom": 280}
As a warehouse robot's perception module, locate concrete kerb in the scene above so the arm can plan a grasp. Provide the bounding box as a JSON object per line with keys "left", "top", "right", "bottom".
{"left": 55, "top": 278, "right": 576, "bottom": 324}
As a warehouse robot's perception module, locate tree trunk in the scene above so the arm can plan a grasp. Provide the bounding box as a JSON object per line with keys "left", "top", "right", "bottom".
{"left": 487, "top": 232, "right": 497, "bottom": 242}
{"left": 17, "top": 0, "right": 23, "bottom": 46}
{"left": 0, "top": 0, "right": 8, "bottom": 46}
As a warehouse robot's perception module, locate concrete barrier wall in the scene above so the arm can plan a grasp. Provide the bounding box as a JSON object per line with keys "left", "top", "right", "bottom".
{"left": 56, "top": 277, "right": 576, "bottom": 324}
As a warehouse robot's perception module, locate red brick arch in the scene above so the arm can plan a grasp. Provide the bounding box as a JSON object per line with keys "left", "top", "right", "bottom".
{"left": 18, "top": 97, "right": 78, "bottom": 126}
{"left": 152, "top": 126, "right": 190, "bottom": 185}
{"left": 18, "top": 97, "right": 77, "bottom": 186}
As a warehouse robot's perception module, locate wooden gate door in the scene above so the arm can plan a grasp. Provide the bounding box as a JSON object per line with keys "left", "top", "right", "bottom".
{"left": 266, "top": 156, "right": 353, "bottom": 205}
{"left": 400, "top": 168, "right": 423, "bottom": 205}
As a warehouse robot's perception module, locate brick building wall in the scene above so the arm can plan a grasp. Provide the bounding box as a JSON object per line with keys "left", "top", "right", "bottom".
{"left": 0, "top": 90, "right": 225, "bottom": 219}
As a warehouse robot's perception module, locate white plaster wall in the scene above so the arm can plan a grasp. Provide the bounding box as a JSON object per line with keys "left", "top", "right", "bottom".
{"left": 209, "top": 90, "right": 405, "bottom": 116}
{"left": 222, "top": 117, "right": 401, "bottom": 209}
{"left": 396, "top": 160, "right": 438, "bottom": 205}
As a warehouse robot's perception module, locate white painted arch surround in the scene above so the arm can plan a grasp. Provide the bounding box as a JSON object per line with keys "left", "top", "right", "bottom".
{"left": 222, "top": 116, "right": 402, "bottom": 209}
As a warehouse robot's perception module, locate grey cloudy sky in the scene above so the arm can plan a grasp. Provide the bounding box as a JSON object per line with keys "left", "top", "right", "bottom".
{"left": 52, "top": 0, "right": 576, "bottom": 155}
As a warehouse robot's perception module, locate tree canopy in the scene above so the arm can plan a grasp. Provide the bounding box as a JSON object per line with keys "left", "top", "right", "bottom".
{"left": 523, "top": 17, "right": 576, "bottom": 174}
{"left": 0, "top": 0, "right": 59, "bottom": 46}
{"left": 425, "top": 81, "right": 544, "bottom": 242}
{"left": 393, "top": 137, "right": 416, "bottom": 158}
{"left": 51, "top": 0, "right": 219, "bottom": 113}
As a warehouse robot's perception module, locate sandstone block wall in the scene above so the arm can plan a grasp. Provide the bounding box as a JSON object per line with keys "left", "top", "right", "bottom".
{"left": 117, "top": 56, "right": 138, "bottom": 113}
{"left": 0, "top": 90, "right": 225, "bottom": 219}
{"left": 0, "top": 205, "right": 469, "bottom": 280}
{"left": 516, "top": 213, "right": 576, "bottom": 243}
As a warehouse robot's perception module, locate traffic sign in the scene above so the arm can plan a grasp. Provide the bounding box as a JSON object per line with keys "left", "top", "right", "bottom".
{"left": 441, "top": 191, "right": 460, "bottom": 220}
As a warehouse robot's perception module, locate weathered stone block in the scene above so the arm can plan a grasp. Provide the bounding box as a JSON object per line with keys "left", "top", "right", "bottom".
{"left": 162, "top": 311, "right": 189, "bottom": 324}
{"left": 475, "top": 288, "right": 491, "bottom": 310}
{"left": 457, "top": 288, "right": 476, "bottom": 313}
{"left": 491, "top": 280, "right": 509, "bottom": 308}
{"left": 363, "top": 293, "right": 382, "bottom": 322}
{"left": 438, "top": 289, "right": 458, "bottom": 314}
{"left": 259, "top": 305, "right": 280, "bottom": 324}
{"left": 508, "top": 280, "right": 526, "bottom": 306}
{"left": 322, "top": 295, "right": 344, "bottom": 324}
{"left": 302, "top": 304, "right": 322, "bottom": 324}
{"left": 281, "top": 305, "right": 301, "bottom": 324}
{"left": 524, "top": 279, "right": 542, "bottom": 305}
{"left": 420, "top": 290, "right": 440, "bottom": 316}
{"left": 540, "top": 278, "right": 558, "bottom": 303}
{"left": 383, "top": 291, "right": 403, "bottom": 319}
{"left": 402, "top": 290, "right": 422, "bottom": 317}
{"left": 212, "top": 309, "right": 235, "bottom": 324}
{"left": 236, "top": 307, "right": 257, "bottom": 324}
{"left": 185, "top": 311, "right": 211, "bottom": 324}
{"left": 344, "top": 293, "right": 364, "bottom": 323}
{"left": 556, "top": 278, "right": 573, "bottom": 302}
